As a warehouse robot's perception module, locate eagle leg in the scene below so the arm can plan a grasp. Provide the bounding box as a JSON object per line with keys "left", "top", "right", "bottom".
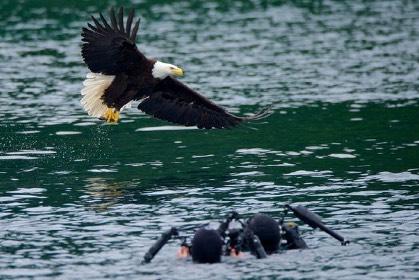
{"left": 103, "top": 108, "right": 120, "bottom": 123}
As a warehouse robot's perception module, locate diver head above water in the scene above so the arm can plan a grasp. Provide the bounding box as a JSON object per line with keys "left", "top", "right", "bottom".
{"left": 191, "top": 228, "right": 224, "bottom": 263}
{"left": 247, "top": 213, "right": 281, "bottom": 254}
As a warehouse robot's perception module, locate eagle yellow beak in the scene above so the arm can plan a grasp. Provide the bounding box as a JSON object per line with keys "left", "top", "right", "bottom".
{"left": 171, "top": 67, "right": 184, "bottom": 77}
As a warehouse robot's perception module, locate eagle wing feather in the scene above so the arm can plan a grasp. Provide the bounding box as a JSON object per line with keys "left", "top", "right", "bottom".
{"left": 81, "top": 7, "right": 144, "bottom": 75}
{"left": 138, "top": 78, "right": 269, "bottom": 129}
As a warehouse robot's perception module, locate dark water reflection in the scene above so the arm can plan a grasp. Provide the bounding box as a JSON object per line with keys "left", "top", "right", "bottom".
{"left": 1, "top": 0, "right": 419, "bottom": 279}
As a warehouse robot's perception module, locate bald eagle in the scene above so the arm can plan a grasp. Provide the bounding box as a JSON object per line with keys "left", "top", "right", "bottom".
{"left": 81, "top": 7, "right": 270, "bottom": 129}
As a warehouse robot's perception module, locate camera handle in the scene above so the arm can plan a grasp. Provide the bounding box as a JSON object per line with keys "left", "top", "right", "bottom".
{"left": 285, "top": 205, "right": 349, "bottom": 246}
{"left": 141, "top": 227, "right": 179, "bottom": 264}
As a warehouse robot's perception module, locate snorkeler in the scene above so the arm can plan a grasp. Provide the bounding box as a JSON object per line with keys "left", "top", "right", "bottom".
{"left": 141, "top": 205, "right": 349, "bottom": 264}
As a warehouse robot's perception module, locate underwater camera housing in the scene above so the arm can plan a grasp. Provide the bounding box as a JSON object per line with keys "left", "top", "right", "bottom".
{"left": 281, "top": 221, "right": 308, "bottom": 249}
{"left": 218, "top": 211, "right": 268, "bottom": 259}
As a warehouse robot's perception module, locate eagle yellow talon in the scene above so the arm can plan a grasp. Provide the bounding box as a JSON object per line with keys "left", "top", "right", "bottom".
{"left": 103, "top": 108, "right": 120, "bottom": 123}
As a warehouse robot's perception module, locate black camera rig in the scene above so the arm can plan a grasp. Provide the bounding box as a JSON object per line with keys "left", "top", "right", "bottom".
{"left": 141, "top": 204, "right": 349, "bottom": 264}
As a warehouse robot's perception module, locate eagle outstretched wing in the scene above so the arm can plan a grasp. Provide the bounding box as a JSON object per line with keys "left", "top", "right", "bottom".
{"left": 81, "top": 7, "right": 145, "bottom": 75}
{"left": 138, "top": 77, "right": 271, "bottom": 129}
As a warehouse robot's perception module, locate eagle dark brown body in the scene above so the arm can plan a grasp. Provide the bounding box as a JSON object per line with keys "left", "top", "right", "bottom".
{"left": 80, "top": 7, "right": 270, "bottom": 128}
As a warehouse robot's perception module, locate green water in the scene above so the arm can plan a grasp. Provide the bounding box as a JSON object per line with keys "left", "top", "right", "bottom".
{"left": 1, "top": 0, "right": 418, "bottom": 279}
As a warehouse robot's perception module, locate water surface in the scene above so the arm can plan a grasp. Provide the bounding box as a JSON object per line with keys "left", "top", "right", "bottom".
{"left": 0, "top": 0, "right": 418, "bottom": 279}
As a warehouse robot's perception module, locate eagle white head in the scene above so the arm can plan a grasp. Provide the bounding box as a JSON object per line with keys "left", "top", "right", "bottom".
{"left": 152, "top": 61, "right": 184, "bottom": 79}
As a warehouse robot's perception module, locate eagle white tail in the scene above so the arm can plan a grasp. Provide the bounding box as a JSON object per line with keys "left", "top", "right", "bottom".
{"left": 80, "top": 72, "right": 115, "bottom": 118}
